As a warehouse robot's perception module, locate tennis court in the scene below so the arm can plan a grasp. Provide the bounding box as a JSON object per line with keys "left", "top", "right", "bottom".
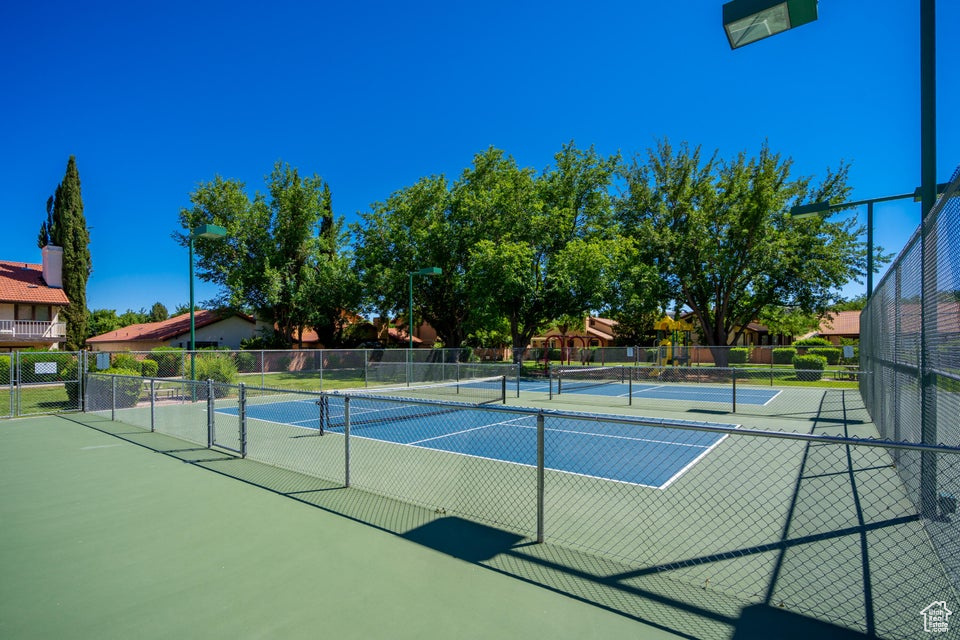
{"left": 218, "top": 392, "right": 735, "bottom": 489}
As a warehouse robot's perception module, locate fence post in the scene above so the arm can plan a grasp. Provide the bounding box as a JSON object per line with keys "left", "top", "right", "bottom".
{"left": 536, "top": 411, "right": 545, "bottom": 544}
{"left": 15, "top": 351, "right": 21, "bottom": 417}
{"left": 364, "top": 349, "right": 369, "bottom": 388}
{"left": 7, "top": 354, "right": 13, "bottom": 418}
{"left": 238, "top": 383, "right": 247, "bottom": 458}
{"left": 628, "top": 366, "right": 633, "bottom": 406}
{"left": 344, "top": 396, "right": 351, "bottom": 488}
{"left": 79, "top": 351, "right": 85, "bottom": 412}
{"left": 260, "top": 350, "right": 265, "bottom": 389}
{"left": 731, "top": 367, "right": 737, "bottom": 413}
{"left": 150, "top": 379, "right": 155, "bottom": 432}
{"left": 206, "top": 379, "right": 215, "bottom": 448}
{"left": 111, "top": 376, "right": 116, "bottom": 422}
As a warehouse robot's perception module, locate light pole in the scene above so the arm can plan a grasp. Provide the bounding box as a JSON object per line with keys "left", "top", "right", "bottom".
{"left": 726, "top": 0, "right": 941, "bottom": 516}
{"left": 790, "top": 184, "right": 947, "bottom": 297}
{"left": 408, "top": 267, "right": 442, "bottom": 349}
{"left": 188, "top": 224, "right": 226, "bottom": 381}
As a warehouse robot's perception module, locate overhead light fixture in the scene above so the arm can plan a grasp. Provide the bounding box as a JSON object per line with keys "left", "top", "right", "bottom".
{"left": 723, "top": 0, "right": 818, "bottom": 49}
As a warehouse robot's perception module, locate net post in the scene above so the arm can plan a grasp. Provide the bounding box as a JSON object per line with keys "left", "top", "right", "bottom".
{"left": 111, "top": 375, "right": 116, "bottom": 422}
{"left": 150, "top": 378, "right": 156, "bottom": 432}
{"left": 206, "top": 379, "right": 215, "bottom": 448}
{"left": 238, "top": 383, "right": 247, "bottom": 458}
{"left": 501, "top": 375, "right": 507, "bottom": 404}
{"left": 536, "top": 411, "right": 545, "bottom": 544}
{"left": 344, "top": 396, "right": 351, "bottom": 488}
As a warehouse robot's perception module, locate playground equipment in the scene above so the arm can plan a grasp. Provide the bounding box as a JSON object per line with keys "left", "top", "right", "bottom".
{"left": 653, "top": 316, "right": 694, "bottom": 365}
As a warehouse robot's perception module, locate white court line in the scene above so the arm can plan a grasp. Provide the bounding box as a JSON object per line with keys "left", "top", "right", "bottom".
{"left": 759, "top": 389, "right": 783, "bottom": 406}
{"left": 408, "top": 416, "right": 533, "bottom": 445}
{"left": 658, "top": 427, "right": 739, "bottom": 490}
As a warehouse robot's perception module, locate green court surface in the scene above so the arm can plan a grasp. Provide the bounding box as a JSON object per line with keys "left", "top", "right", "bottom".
{"left": 1, "top": 411, "right": 923, "bottom": 639}
{"left": 0, "top": 415, "right": 656, "bottom": 640}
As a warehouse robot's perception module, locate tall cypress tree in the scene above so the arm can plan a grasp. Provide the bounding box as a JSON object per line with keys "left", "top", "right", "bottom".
{"left": 48, "top": 156, "right": 91, "bottom": 350}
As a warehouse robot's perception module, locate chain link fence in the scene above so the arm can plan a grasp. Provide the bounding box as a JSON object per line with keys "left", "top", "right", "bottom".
{"left": 860, "top": 167, "right": 960, "bottom": 627}
{"left": 84, "top": 370, "right": 959, "bottom": 637}
{"left": 0, "top": 351, "right": 83, "bottom": 418}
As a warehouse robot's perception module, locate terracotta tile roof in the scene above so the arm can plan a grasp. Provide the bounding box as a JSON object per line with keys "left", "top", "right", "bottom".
{"left": 819, "top": 310, "right": 861, "bottom": 336}
{"left": 0, "top": 260, "right": 70, "bottom": 305}
{"left": 87, "top": 310, "right": 254, "bottom": 343}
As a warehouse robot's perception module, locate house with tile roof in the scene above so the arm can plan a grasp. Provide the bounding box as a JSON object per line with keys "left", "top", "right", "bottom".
{"left": 815, "top": 310, "right": 860, "bottom": 344}
{"left": 0, "top": 246, "right": 70, "bottom": 351}
{"left": 86, "top": 309, "right": 266, "bottom": 351}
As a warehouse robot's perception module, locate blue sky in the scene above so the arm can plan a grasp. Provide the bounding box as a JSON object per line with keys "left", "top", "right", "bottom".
{"left": 2, "top": 0, "right": 958, "bottom": 315}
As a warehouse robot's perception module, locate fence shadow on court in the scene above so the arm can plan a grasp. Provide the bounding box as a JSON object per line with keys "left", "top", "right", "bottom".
{"left": 59, "top": 411, "right": 890, "bottom": 640}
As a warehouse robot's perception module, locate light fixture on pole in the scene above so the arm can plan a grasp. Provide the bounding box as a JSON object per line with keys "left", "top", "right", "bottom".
{"left": 188, "top": 224, "right": 226, "bottom": 382}
{"left": 408, "top": 267, "right": 442, "bottom": 349}
{"left": 789, "top": 183, "right": 947, "bottom": 297}
{"left": 722, "top": 0, "right": 818, "bottom": 49}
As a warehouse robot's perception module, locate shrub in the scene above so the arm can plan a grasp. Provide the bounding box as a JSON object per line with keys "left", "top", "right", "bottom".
{"left": 234, "top": 351, "right": 257, "bottom": 373}
{"left": 151, "top": 347, "right": 185, "bottom": 377}
{"left": 729, "top": 348, "right": 750, "bottom": 364}
{"left": 0, "top": 356, "right": 9, "bottom": 385}
{"left": 101, "top": 368, "right": 144, "bottom": 408}
{"left": 140, "top": 359, "right": 159, "bottom": 377}
{"left": 194, "top": 353, "right": 238, "bottom": 398}
{"left": 792, "top": 337, "right": 832, "bottom": 347}
{"left": 808, "top": 347, "right": 841, "bottom": 365}
{"left": 111, "top": 353, "right": 142, "bottom": 374}
{"left": 773, "top": 348, "right": 797, "bottom": 365}
{"left": 793, "top": 354, "right": 827, "bottom": 381}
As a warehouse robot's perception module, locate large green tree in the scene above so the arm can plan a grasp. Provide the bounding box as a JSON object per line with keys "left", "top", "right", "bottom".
{"left": 616, "top": 140, "right": 866, "bottom": 365}
{"left": 466, "top": 144, "right": 649, "bottom": 353}
{"left": 39, "top": 156, "right": 91, "bottom": 350}
{"left": 178, "top": 162, "right": 356, "bottom": 346}
{"left": 352, "top": 150, "right": 516, "bottom": 348}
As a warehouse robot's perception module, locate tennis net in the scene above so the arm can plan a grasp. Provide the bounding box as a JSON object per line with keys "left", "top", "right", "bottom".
{"left": 318, "top": 375, "right": 506, "bottom": 433}
{"left": 553, "top": 365, "right": 627, "bottom": 395}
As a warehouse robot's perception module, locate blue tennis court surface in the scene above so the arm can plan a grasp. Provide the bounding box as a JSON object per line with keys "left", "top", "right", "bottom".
{"left": 519, "top": 379, "right": 780, "bottom": 405}
{"left": 219, "top": 397, "right": 734, "bottom": 489}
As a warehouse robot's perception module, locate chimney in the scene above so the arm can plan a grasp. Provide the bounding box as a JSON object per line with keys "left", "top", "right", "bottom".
{"left": 42, "top": 245, "right": 63, "bottom": 288}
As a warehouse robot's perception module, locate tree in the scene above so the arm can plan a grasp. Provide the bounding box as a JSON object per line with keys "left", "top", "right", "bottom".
{"left": 43, "top": 156, "right": 91, "bottom": 350}
{"left": 616, "top": 140, "right": 865, "bottom": 366}
{"left": 118, "top": 309, "right": 148, "bottom": 327}
{"left": 148, "top": 302, "right": 169, "bottom": 322}
{"left": 353, "top": 167, "right": 484, "bottom": 348}
{"left": 756, "top": 306, "right": 820, "bottom": 344}
{"left": 829, "top": 295, "right": 867, "bottom": 312}
{"left": 87, "top": 309, "right": 120, "bottom": 339}
{"left": 466, "top": 144, "right": 628, "bottom": 354}
{"left": 178, "top": 162, "right": 355, "bottom": 346}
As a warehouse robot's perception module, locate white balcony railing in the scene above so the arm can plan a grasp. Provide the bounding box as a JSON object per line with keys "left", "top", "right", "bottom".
{"left": 0, "top": 319, "right": 67, "bottom": 341}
